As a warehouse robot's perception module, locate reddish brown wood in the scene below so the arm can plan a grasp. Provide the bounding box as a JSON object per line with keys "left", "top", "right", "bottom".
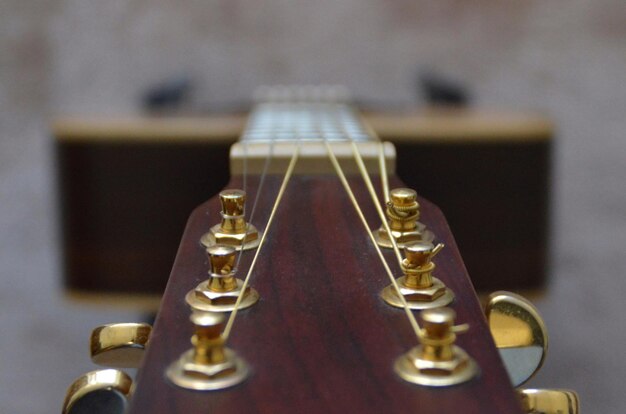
{"left": 130, "top": 174, "right": 524, "bottom": 414}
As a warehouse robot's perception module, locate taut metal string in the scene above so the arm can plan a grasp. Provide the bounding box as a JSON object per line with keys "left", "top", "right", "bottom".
{"left": 360, "top": 118, "right": 391, "bottom": 204}
{"left": 321, "top": 134, "right": 423, "bottom": 342}
{"left": 348, "top": 140, "right": 404, "bottom": 267}
{"left": 235, "top": 137, "right": 276, "bottom": 271}
{"left": 378, "top": 143, "right": 390, "bottom": 204}
{"left": 337, "top": 113, "right": 426, "bottom": 338}
{"left": 335, "top": 112, "right": 405, "bottom": 269}
{"left": 224, "top": 139, "right": 300, "bottom": 341}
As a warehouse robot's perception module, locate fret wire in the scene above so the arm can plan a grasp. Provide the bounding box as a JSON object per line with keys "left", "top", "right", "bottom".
{"left": 223, "top": 140, "right": 301, "bottom": 342}
{"left": 242, "top": 102, "right": 370, "bottom": 143}
{"left": 321, "top": 138, "right": 423, "bottom": 343}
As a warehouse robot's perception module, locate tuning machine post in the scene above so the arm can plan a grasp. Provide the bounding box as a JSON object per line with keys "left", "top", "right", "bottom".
{"left": 485, "top": 291, "right": 580, "bottom": 414}
{"left": 166, "top": 310, "right": 249, "bottom": 391}
{"left": 200, "top": 189, "right": 261, "bottom": 250}
{"left": 381, "top": 241, "right": 454, "bottom": 309}
{"left": 374, "top": 188, "right": 434, "bottom": 249}
{"left": 186, "top": 244, "right": 259, "bottom": 312}
{"left": 394, "top": 307, "right": 479, "bottom": 387}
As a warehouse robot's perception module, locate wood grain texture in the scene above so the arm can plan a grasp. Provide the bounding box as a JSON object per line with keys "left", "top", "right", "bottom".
{"left": 130, "top": 174, "right": 524, "bottom": 414}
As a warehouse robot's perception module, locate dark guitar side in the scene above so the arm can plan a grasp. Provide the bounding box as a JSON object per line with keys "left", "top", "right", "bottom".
{"left": 130, "top": 174, "right": 524, "bottom": 414}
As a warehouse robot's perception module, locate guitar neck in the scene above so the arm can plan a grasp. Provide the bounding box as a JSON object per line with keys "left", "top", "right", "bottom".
{"left": 241, "top": 101, "right": 373, "bottom": 143}
{"left": 229, "top": 100, "right": 393, "bottom": 176}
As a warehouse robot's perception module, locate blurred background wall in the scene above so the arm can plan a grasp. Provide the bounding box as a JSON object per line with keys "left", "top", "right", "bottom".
{"left": 1, "top": 0, "right": 625, "bottom": 412}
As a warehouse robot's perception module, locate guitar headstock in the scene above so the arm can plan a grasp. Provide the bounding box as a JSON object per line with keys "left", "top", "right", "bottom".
{"left": 128, "top": 172, "right": 523, "bottom": 413}
{"left": 63, "top": 87, "right": 577, "bottom": 414}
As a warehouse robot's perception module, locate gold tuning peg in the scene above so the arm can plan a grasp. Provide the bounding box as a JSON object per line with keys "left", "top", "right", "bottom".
{"left": 185, "top": 244, "right": 260, "bottom": 312}
{"left": 200, "top": 189, "right": 261, "bottom": 251}
{"left": 62, "top": 369, "right": 132, "bottom": 414}
{"left": 394, "top": 307, "right": 478, "bottom": 386}
{"left": 485, "top": 291, "right": 548, "bottom": 387}
{"left": 380, "top": 241, "right": 454, "bottom": 309}
{"left": 486, "top": 292, "right": 581, "bottom": 413}
{"left": 519, "top": 389, "right": 580, "bottom": 414}
{"left": 374, "top": 188, "right": 434, "bottom": 249}
{"left": 90, "top": 323, "right": 152, "bottom": 369}
{"left": 166, "top": 310, "right": 249, "bottom": 390}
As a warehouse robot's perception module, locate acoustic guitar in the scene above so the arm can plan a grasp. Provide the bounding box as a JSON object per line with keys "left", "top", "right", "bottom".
{"left": 62, "top": 86, "right": 578, "bottom": 414}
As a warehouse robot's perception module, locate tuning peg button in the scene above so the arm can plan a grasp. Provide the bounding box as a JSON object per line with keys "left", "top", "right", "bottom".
{"left": 486, "top": 293, "right": 580, "bottom": 412}
{"left": 519, "top": 389, "right": 580, "bottom": 414}
{"left": 62, "top": 369, "right": 132, "bottom": 414}
{"left": 90, "top": 323, "right": 152, "bottom": 369}
{"left": 485, "top": 291, "right": 548, "bottom": 387}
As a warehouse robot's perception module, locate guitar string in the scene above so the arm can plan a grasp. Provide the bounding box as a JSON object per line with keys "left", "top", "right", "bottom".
{"left": 234, "top": 105, "right": 276, "bottom": 265}
{"left": 235, "top": 134, "right": 276, "bottom": 270}
{"left": 339, "top": 115, "right": 402, "bottom": 268}
{"left": 223, "top": 126, "right": 301, "bottom": 342}
{"left": 339, "top": 118, "right": 431, "bottom": 336}
{"left": 242, "top": 131, "right": 248, "bottom": 201}
{"left": 347, "top": 139, "right": 404, "bottom": 268}
{"left": 335, "top": 110, "right": 405, "bottom": 268}
{"left": 360, "top": 118, "right": 391, "bottom": 204}
{"left": 378, "top": 143, "right": 390, "bottom": 204}
{"left": 320, "top": 121, "right": 422, "bottom": 341}
{"left": 337, "top": 112, "right": 425, "bottom": 335}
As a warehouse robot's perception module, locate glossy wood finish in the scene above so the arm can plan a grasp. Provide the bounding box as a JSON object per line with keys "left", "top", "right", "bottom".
{"left": 130, "top": 174, "right": 523, "bottom": 414}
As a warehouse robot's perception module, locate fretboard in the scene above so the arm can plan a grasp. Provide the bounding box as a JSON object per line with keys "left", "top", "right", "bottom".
{"left": 240, "top": 102, "right": 375, "bottom": 143}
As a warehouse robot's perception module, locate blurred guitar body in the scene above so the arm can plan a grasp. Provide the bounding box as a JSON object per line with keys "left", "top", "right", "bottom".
{"left": 54, "top": 108, "right": 552, "bottom": 309}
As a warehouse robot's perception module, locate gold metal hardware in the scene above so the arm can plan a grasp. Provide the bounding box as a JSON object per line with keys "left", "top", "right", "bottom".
{"left": 185, "top": 244, "right": 259, "bottom": 312}
{"left": 519, "top": 389, "right": 580, "bottom": 414}
{"left": 62, "top": 369, "right": 132, "bottom": 414}
{"left": 200, "top": 189, "right": 261, "bottom": 250}
{"left": 374, "top": 188, "right": 434, "bottom": 248}
{"left": 485, "top": 291, "right": 548, "bottom": 387}
{"left": 90, "top": 323, "right": 152, "bottom": 369}
{"left": 166, "top": 311, "right": 249, "bottom": 390}
{"left": 394, "top": 307, "right": 478, "bottom": 386}
{"left": 486, "top": 293, "right": 580, "bottom": 412}
{"left": 380, "top": 241, "right": 454, "bottom": 309}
